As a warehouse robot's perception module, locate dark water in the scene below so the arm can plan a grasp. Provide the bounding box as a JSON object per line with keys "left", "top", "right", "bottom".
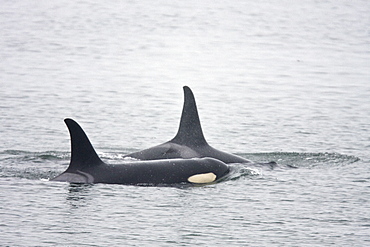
{"left": 1, "top": 0, "right": 369, "bottom": 246}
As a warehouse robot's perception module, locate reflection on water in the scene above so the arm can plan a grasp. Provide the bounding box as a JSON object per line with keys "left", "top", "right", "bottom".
{"left": 65, "top": 183, "right": 95, "bottom": 209}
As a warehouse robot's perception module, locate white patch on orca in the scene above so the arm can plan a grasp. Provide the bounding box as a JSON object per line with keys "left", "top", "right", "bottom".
{"left": 77, "top": 170, "right": 95, "bottom": 183}
{"left": 180, "top": 147, "right": 199, "bottom": 158}
{"left": 187, "top": 172, "right": 216, "bottom": 184}
{"left": 53, "top": 173, "right": 88, "bottom": 183}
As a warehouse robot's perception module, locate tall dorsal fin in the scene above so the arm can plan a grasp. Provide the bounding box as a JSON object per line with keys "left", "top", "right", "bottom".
{"left": 64, "top": 118, "right": 103, "bottom": 171}
{"left": 171, "top": 86, "right": 208, "bottom": 146}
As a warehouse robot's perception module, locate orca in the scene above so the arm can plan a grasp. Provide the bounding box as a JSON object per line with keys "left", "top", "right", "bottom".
{"left": 123, "top": 86, "right": 252, "bottom": 164}
{"left": 52, "top": 119, "right": 229, "bottom": 185}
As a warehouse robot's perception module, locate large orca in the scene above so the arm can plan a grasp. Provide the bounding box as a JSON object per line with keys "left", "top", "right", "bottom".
{"left": 52, "top": 119, "right": 229, "bottom": 185}
{"left": 124, "top": 86, "right": 252, "bottom": 164}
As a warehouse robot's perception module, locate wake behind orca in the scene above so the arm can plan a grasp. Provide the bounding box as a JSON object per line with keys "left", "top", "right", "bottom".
{"left": 124, "top": 86, "right": 252, "bottom": 164}
{"left": 52, "top": 119, "right": 229, "bottom": 185}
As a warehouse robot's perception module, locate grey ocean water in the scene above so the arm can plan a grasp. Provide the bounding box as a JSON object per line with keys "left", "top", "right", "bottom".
{"left": 1, "top": 0, "right": 369, "bottom": 246}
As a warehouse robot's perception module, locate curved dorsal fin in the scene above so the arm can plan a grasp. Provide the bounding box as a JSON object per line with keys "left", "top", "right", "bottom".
{"left": 171, "top": 86, "right": 208, "bottom": 146}
{"left": 64, "top": 118, "right": 103, "bottom": 171}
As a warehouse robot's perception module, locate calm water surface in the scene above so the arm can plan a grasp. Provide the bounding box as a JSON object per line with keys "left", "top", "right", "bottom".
{"left": 1, "top": 0, "right": 369, "bottom": 246}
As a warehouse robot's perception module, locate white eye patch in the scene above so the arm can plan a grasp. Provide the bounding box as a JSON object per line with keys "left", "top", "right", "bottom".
{"left": 187, "top": 172, "right": 216, "bottom": 184}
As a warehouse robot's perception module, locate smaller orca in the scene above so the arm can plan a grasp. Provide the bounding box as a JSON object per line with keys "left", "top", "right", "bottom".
{"left": 124, "top": 86, "right": 252, "bottom": 164}
{"left": 52, "top": 119, "right": 229, "bottom": 185}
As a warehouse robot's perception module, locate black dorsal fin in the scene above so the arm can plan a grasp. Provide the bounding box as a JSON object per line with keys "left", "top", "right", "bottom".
{"left": 64, "top": 118, "right": 103, "bottom": 171}
{"left": 171, "top": 86, "right": 208, "bottom": 146}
